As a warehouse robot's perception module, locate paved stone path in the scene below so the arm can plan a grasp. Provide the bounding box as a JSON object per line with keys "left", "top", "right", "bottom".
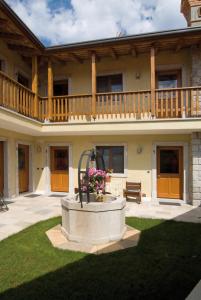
{"left": 0, "top": 194, "right": 61, "bottom": 241}
{"left": 126, "top": 201, "right": 201, "bottom": 223}
{"left": 0, "top": 195, "right": 201, "bottom": 241}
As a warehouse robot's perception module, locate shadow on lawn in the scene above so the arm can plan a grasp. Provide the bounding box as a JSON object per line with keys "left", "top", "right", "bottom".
{"left": 1, "top": 207, "right": 201, "bottom": 300}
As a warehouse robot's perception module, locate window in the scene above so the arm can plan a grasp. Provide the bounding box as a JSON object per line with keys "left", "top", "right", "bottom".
{"left": 156, "top": 70, "right": 181, "bottom": 89}
{"left": 53, "top": 80, "right": 68, "bottom": 96}
{"left": 97, "top": 74, "right": 123, "bottom": 93}
{"left": 54, "top": 149, "right": 68, "bottom": 171}
{"left": 159, "top": 149, "right": 179, "bottom": 174}
{"left": 17, "top": 73, "right": 29, "bottom": 88}
{"left": 96, "top": 146, "right": 124, "bottom": 174}
{"left": 18, "top": 148, "right": 26, "bottom": 170}
{"left": 198, "top": 7, "right": 201, "bottom": 17}
{"left": 0, "top": 59, "right": 5, "bottom": 72}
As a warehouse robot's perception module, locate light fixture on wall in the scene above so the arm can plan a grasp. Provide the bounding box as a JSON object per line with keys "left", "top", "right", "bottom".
{"left": 36, "top": 144, "right": 42, "bottom": 153}
{"left": 137, "top": 145, "right": 143, "bottom": 154}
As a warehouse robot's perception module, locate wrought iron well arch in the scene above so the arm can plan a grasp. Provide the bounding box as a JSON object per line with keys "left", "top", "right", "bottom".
{"left": 78, "top": 148, "right": 105, "bottom": 208}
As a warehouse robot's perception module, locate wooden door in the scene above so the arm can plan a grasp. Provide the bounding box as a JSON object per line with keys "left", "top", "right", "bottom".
{"left": 0, "top": 142, "right": 4, "bottom": 194}
{"left": 50, "top": 147, "right": 69, "bottom": 192}
{"left": 18, "top": 144, "right": 29, "bottom": 193}
{"left": 157, "top": 146, "right": 183, "bottom": 199}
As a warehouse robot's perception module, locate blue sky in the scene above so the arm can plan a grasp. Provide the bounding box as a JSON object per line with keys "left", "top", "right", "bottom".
{"left": 48, "top": 0, "right": 73, "bottom": 11}
{"left": 5, "top": 0, "right": 186, "bottom": 46}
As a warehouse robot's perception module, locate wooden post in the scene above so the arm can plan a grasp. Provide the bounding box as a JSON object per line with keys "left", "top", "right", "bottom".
{"left": 91, "top": 52, "right": 96, "bottom": 118}
{"left": 150, "top": 47, "right": 156, "bottom": 117}
{"left": 47, "top": 58, "right": 53, "bottom": 120}
{"left": 32, "top": 55, "right": 38, "bottom": 118}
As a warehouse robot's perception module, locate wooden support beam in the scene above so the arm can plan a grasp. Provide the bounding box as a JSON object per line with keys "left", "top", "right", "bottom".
{"left": 91, "top": 52, "right": 96, "bottom": 119}
{"left": 32, "top": 55, "right": 38, "bottom": 118}
{"left": 88, "top": 50, "right": 100, "bottom": 62}
{"left": 0, "top": 32, "right": 23, "bottom": 40}
{"left": 151, "top": 43, "right": 159, "bottom": 55}
{"left": 47, "top": 58, "right": 53, "bottom": 120}
{"left": 150, "top": 47, "right": 156, "bottom": 117}
{"left": 110, "top": 48, "right": 118, "bottom": 59}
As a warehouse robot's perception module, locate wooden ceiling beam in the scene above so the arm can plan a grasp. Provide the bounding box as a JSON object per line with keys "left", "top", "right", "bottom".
{"left": 175, "top": 40, "right": 185, "bottom": 52}
{"left": 69, "top": 52, "right": 83, "bottom": 64}
{"left": 110, "top": 47, "right": 118, "bottom": 59}
{"left": 0, "top": 31, "right": 23, "bottom": 40}
{"left": 7, "top": 43, "right": 38, "bottom": 53}
{"left": 52, "top": 55, "right": 74, "bottom": 63}
{"left": 0, "top": 18, "right": 8, "bottom": 25}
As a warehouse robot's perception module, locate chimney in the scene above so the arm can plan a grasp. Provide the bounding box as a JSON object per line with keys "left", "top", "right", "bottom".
{"left": 181, "top": 0, "right": 201, "bottom": 26}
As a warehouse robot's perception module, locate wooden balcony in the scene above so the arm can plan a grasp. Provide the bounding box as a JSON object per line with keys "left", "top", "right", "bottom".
{"left": 1, "top": 71, "right": 201, "bottom": 123}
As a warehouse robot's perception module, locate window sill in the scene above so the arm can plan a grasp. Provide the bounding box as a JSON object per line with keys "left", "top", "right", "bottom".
{"left": 110, "top": 173, "right": 127, "bottom": 178}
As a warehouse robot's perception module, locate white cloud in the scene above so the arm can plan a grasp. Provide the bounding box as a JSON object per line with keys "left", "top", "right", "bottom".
{"left": 5, "top": 0, "right": 186, "bottom": 46}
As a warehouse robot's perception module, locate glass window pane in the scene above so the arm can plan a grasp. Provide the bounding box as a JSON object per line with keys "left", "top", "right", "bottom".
{"left": 55, "top": 150, "right": 68, "bottom": 170}
{"left": 0, "top": 60, "right": 4, "bottom": 72}
{"left": 111, "top": 146, "right": 124, "bottom": 173}
{"left": 53, "top": 80, "right": 68, "bottom": 96}
{"left": 97, "top": 147, "right": 110, "bottom": 169}
{"left": 158, "top": 74, "right": 178, "bottom": 89}
{"left": 18, "top": 148, "right": 25, "bottom": 170}
{"left": 96, "top": 146, "right": 124, "bottom": 173}
{"left": 17, "top": 73, "right": 29, "bottom": 88}
{"left": 111, "top": 74, "right": 123, "bottom": 92}
{"left": 160, "top": 150, "right": 179, "bottom": 174}
{"left": 97, "top": 74, "right": 122, "bottom": 93}
{"left": 97, "top": 76, "right": 109, "bottom": 93}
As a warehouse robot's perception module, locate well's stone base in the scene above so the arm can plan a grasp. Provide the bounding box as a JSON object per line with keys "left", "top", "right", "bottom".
{"left": 61, "top": 195, "right": 126, "bottom": 245}
{"left": 46, "top": 225, "right": 141, "bottom": 255}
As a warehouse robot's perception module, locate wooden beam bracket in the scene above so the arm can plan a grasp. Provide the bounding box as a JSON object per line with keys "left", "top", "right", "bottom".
{"left": 110, "top": 47, "right": 118, "bottom": 59}
{"left": 130, "top": 46, "right": 138, "bottom": 57}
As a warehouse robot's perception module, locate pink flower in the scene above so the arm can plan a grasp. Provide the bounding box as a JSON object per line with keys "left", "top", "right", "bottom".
{"left": 88, "top": 167, "right": 96, "bottom": 176}
{"left": 82, "top": 185, "right": 87, "bottom": 192}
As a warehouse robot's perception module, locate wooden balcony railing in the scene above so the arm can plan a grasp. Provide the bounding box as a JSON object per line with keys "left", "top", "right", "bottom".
{"left": 0, "top": 71, "right": 35, "bottom": 119}
{"left": 38, "top": 94, "right": 92, "bottom": 122}
{"left": 38, "top": 96, "right": 48, "bottom": 121}
{"left": 1, "top": 70, "right": 201, "bottom": 122}
{"left": 155, "top": 87, "right": 201, "bottom": 118}
{"left": 96, "top": 90, "right": 151, "bottom": 118}
{"left": 52, "top": 94, "right": 92, "bottom": 121}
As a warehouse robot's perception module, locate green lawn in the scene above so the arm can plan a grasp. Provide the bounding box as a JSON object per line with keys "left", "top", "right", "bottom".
{"left": 0, "top": 217, "right": 201, "bottom": 300}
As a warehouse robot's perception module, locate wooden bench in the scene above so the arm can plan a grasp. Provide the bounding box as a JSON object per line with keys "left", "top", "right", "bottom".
{"left": 123, "top": 182, "right": 142, "bottom": 204}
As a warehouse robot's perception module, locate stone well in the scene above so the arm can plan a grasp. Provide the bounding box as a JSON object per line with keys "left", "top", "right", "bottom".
{"left": 61, "top": 194, "right": 126, "bottom": 245}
